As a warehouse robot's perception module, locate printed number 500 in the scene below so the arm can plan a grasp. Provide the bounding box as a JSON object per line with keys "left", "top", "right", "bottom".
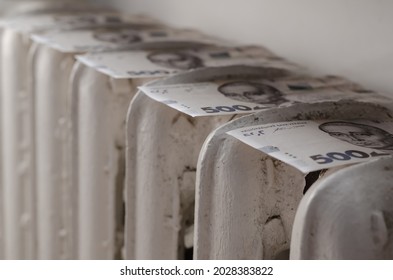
{"left": 310, "top": 150, "right": 389, "bottom": 164}
{"left": 201, "top": 105, "right": 252, "bottom": 113}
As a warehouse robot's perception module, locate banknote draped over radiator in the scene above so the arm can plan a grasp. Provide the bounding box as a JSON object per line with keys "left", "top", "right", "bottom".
{"left": 138, "top": 75, "right": 389, "bottom": 117}
{"left": 227, "top": 119, "right": 393, "bottom": 173}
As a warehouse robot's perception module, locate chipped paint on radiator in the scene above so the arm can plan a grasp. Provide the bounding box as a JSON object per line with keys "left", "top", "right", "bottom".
{"left": 194, "top": 101, "right": 393, "bottom": 259}
{"left": 291, "top": 157, "right": 393, "bottom": 259}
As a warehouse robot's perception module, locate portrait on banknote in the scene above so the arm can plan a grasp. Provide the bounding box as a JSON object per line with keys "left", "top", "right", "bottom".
{"left": 319, "top": 121, "right": 393, "bottom": 151}
{"left": 93, "top": 28, "right": 142, "bottom": 45}
{"left": 146, "top": 51, "right": 204, "bottom": 70}
{"left": 217, "top": 81, "right": 293, "bottom": 107}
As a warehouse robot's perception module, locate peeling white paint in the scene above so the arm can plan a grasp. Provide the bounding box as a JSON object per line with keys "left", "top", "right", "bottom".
{"left": 0, "top": 0, "right": 94, "bottom": 261}
{"left": 1, "top": 25, "right": 38, "bottom": 260}
{"left": 195, "top": 101, "right": 393, "bottom": 259}
{"left": 125, "top": 65, "right": 299, "bottom": 259}
{"left": 33, "top": 43, "right": 78, "bottom": 259}
{"left": 291, "top": 157, "right": 393, "bottom": 259}
{"left": 71, "top": 62, "right": 152, "bottom": 259}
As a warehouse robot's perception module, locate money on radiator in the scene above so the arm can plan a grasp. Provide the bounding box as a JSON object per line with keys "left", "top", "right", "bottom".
{"left": 227, "top": 119, "right": 393, "bottom": 173}
{"left": 138, "top": 75, "right": 390, "bottom": 117}
{"left": 32, "top": 27, "right": 218, "bottom": 53}
{"left": 76, "top": 45, "right": 296, "bottom": 78}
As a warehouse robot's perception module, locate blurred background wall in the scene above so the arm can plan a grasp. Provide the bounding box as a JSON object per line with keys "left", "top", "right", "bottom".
{"left": 91, "top": 0, "right": 393, "bottom": 98}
